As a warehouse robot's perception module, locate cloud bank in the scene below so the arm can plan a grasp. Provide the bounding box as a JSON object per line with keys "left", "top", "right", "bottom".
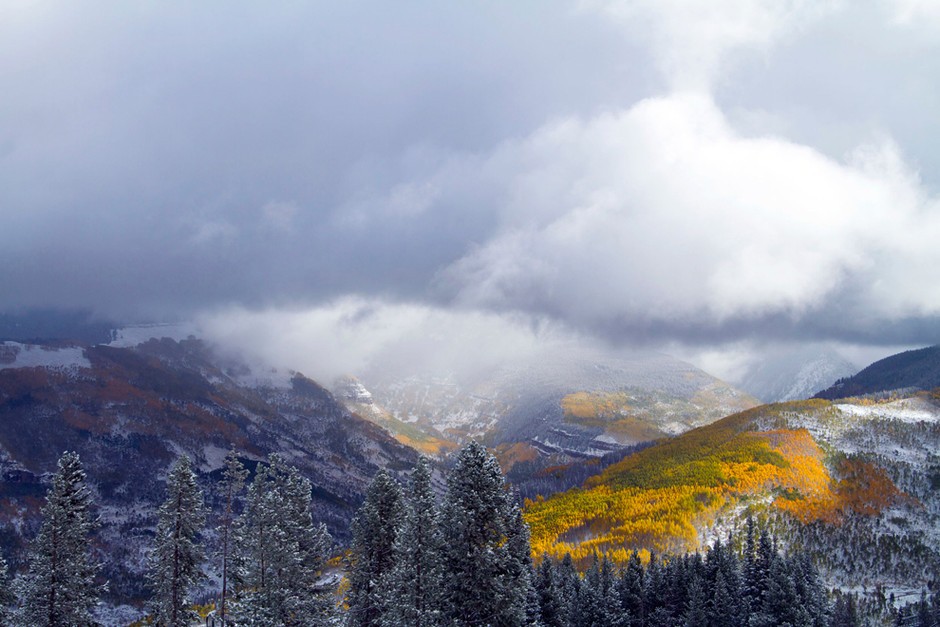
{"left": 2, "top": 0, "right": 939, "bottom": 375}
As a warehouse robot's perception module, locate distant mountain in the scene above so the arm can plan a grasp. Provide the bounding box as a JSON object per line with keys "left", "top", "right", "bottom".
{"left": 526, "top": 391, "right": 940, "bottom": 605}
{"left": 815, "top": 344, "right": 940, "bottom": 399}
{"left": 348, "top": 348, "right": 758, "bottom": 461}
{"left": 738, "top": 347, "right": 857, "bottom": 403}
{"left": 0, "top": 338, "right": 416, "bottom": 612}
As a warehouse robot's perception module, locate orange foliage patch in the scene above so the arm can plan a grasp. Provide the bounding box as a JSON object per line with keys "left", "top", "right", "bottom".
{"left": 495, "top": 442, "right": 540, "bottom": 472}
{"left": 777, "top": 457, "right": 912, "bottom": 524}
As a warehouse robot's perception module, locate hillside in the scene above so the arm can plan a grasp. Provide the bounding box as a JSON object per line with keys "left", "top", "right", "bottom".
{"left": 815, "top": 344, "right": 940, "bottom": 399}
{"left": 0, "top": 338, "right": 417, "bottom": 610}
{"left": 738, "top": 347, "right": 857, "bottom": 403}
{"left": 351, "top": 348, "right": 758, "bottom": 461}
{"left": 524, "top": 393, "right": 940, "bottom": 602}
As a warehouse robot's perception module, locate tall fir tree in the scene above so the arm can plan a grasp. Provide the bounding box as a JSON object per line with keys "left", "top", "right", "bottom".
{"left": 505, "top": 502, "right": 543, "bottom": 626}
{"left": 15, "top": 451, "right": 101, "bottom": 627}
{"left": 380, "top": 457, "right": 444, "bottom": 627}
{"left": 831, "top": 593, "right": 860, "bottom": 627}
{"left": 148, "top": 455, "right": 207, "bottom": 627}
{"left": 0, "top": 553, "right": 13, "bottom": 625}
{"left": 617, "top": 550, "right": 645, "bottom": 627}
{"left": 231, "top": 454, "right": 332, "bottom": 627}
{"left": 217, "top": 450, "right": 248, "bottom": 625}
{"left": 441, "top": 441, "right": 534, "bottom": 626}
{"left": 535, "top": 557, "right": 565, "bottom": 627}
{"left": 347, "top": 469, "right": 404, "bottom": 627}
{"left": 556, "top": 553, "right": 582, "bottom": 626}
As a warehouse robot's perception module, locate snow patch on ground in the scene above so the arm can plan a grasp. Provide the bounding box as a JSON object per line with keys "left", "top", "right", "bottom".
{"left": 835, "top": 399, "right": 939, "bottom": 424}
{"left": 201, "top": 444, "right": 231, "bottom": 472}
{"left": 0, "top": 341, "right": 91, "bottom": 370}
{"left": 235, "top": 367, "right": 295, "bottom": 390}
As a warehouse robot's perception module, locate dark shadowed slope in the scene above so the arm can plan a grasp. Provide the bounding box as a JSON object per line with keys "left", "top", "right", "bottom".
{"left": 815, "top": 345, "right": 940, "bottom": 399}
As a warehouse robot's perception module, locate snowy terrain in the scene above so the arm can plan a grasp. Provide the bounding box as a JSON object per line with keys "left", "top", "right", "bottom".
{"left": 0, "top": 341, "right": 91, "bottom": 371}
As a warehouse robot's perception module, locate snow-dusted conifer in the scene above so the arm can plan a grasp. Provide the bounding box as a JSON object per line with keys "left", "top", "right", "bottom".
{"left": 16, "top": 451, "right": 101, "bottom": 626}
{"left": 535, "top": 557, "right": 565, "bottom": 627}
{"left": 616, "top": 550, "right": 645, "bottom": 627}
{"left": 504, "top": 502, "right": 541, "bottom": 625}
{"left": 441, "top": 441, "right": 531, "bottom": 626}
{"left": 347, "top": 468, "right": 404, "bottom": 627}
{"left": 380, "top": 456, "right": 443, "bottom": 627}
{"left": 148, "top": 454, "right": 207, "bottom": 627}
{"left": 0, "top": 553, "right": 13, "bottom": 624}
{"left": 231, "top": 454, "right": 332, "bottom": 626}
{"left": 217, "top": 449, "right": 248, "bottom": 625}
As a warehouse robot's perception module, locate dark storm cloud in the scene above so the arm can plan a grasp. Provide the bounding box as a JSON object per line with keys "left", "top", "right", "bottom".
{"left": 2, "top": 0, "right": 940, "bottom": 356}
{"left": 0, "top": 1, "right": 654, "bottom": 319}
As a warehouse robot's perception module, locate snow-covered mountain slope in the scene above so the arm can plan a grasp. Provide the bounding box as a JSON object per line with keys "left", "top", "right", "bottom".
{"left": 737, "top": 347, "right": 857, "bottom": 403}
{"left": 351, "top": 347, "right": 758, "bottom": 459}
{"left": 0, "top": 338, "right": 416, "bottom": 611}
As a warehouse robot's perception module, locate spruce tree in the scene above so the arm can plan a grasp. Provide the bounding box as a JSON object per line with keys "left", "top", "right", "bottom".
{"left": 231, "top": 454, "right": 332, "bottom": 626}
{"left": 441, "top": 441, "right": 533, "bottom": 626}
{"left": 381, "top": 457, "right": 444, "bottom": 627}
{"left": 556, "top": 553, "right": 582, "bottom": 626}
{"left": 0, "top": 553, "right": 13, "bottom": 625}
{"left": 535, "top": 557, "right": 565, "bottom": 627}
{"left": 347, "top": 468, "right": 404, "bottom": 627}
{"left": 148, "top": 454, "right": 207, "bottom": 627}
{"left": 504, "top": 502, "right": 542, "bottom": 626}
{"left": 684, "top": 574, "right": 709, "bottom": 627}
{"left": 617, "top": 550, "right": 645, "bottom": 627}
{"left": 16, "top": 451, "right": 101, "bottom": 627}
{"left": 217, "top": 450, "right": 248, "bottom": 625}
{"left": 831, "top": 593, "right": 859, "bottom": 627}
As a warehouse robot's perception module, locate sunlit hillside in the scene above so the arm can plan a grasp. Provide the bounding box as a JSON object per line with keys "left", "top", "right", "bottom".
{"left": 525, "top": 393, "right": 939, "bottom": 597}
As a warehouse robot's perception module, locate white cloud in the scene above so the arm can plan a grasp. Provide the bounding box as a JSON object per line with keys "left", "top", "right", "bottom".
{"left": 582, "top": 0, "right": 840, "bottom": 89}
{"left": 421, "top": 92, "right": 940, "bottom": 337}
{"left": 888, "top": 0, "right": 940, "bottom": 29}
{"left": 198, "top": 297, "right": 579, "bottom": 385}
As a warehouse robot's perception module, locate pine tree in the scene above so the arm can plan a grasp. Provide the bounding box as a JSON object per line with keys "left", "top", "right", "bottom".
{"left": 793, "top": 552, "right": 829, "bottom": 627}
{"left": 572, "top": 555, "right": 604, "bottom": 627}
{"left": 380, "top": 457, "right": 444, "bottom": 627}
{"left": 684, "top": 574, "right": 709, "bottom": 627}
{"left": 441, "top": 441, "right": 533, "bottom": 626}
{"left": 217, "top": 450, "right": 248, "bottom": 625}
{"left": 617, "top": 550, "right": 645, "bottom": 627}
{"left": 0, "top": 553, "right": 13, "bottom": 625}
{"left": 347, "top": 468, "right": 404, "bottom": 627}
{"left": 15, "top": 451, "right": 101, "bottom": 627}
{"left": 710, "top": 569, "right": 739, "bottom": 627}
{"left": 556, "top": 553, "right": 582, "bottom": 626}
{"left": 535, "top": 557, "right": 565, "bottom": 627}
{"left": 231, "top": 454, "right": 332, "bottom": 626}
{"left": 504, "top": 502, "right": 542, "bottom": 626}
{"left": 148, "top": 455, "right": 207, "bottom": 627}
{"left": 917, "top": 589, "right": 933, "bottom": 627}
{"left": 831, "top": 593, "right": 859, "bottom": 627}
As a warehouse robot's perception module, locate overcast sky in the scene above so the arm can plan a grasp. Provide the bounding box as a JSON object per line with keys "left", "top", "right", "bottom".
{"left": 3, "top": 0, "right": 940, "bottom": 380}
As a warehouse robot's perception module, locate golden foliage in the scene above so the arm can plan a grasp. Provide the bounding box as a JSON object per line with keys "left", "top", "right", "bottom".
{"left": 777, "top": 456, "right": 912, "bottom": 524}
{"left": 526, "top": 401, "right": 841, "bottom": 567}
{"left": 495, "top": 441, "right": 540, "bottom": 472}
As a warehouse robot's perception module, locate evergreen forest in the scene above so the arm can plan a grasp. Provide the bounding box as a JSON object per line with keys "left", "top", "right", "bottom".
{"left": 1, "top": 443, "right": 938, "bottom": 626}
